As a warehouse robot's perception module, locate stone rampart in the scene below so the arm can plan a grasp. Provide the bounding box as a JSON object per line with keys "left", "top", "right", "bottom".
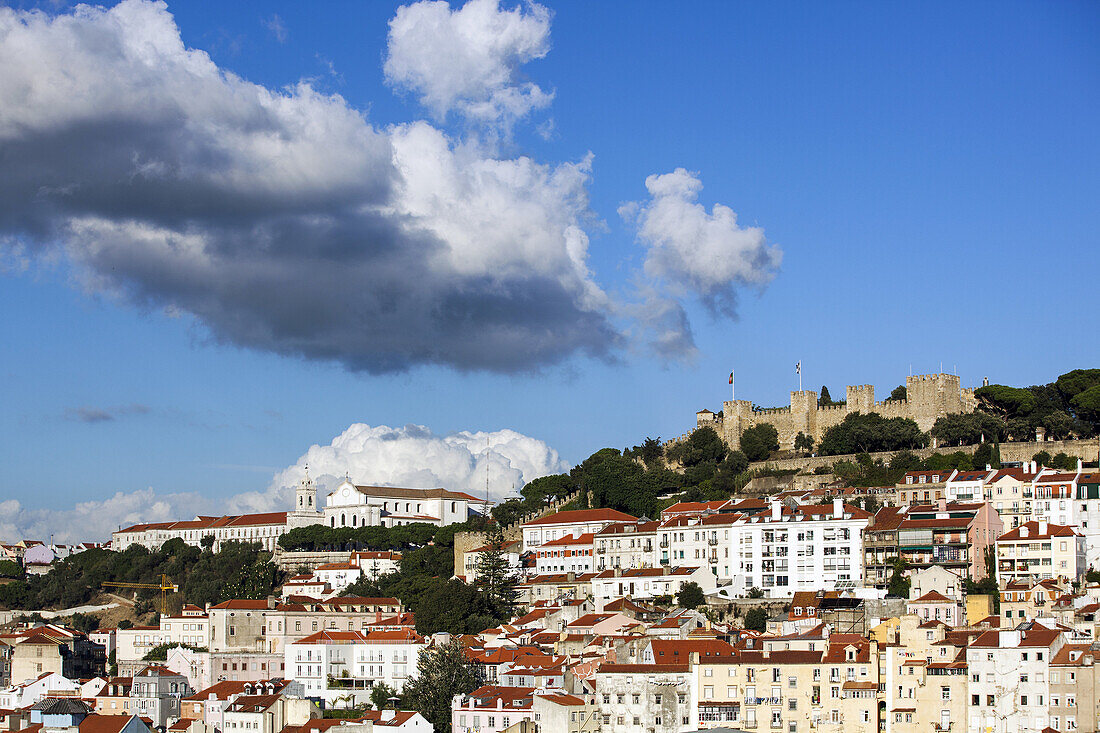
{"left": 744, "top": 437, "right": 1099, "bottom": 474}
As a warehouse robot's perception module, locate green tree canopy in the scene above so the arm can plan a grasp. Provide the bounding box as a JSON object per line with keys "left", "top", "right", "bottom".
{"left": 743, "top": 607, "right": 768, "bottom": 632}
{"left": 818, "top": 413, "right": 926, "bottom": 456}
{"left": 666, "top": 427, "right": 727, "bottom": 467}
{"left": 402, "top": 640, "right": 478, "bottom": 733}
{"left": 676, "top": 582, "right": 705, "bottom": 610}
{"left": 888, "top": 385, "right": 907, "bottom": 401}
{"left": 740, "top": 423, "right": 779, "bottom": 462}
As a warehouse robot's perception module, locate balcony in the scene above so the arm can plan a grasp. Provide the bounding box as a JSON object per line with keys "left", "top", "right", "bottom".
{"left": 934, "top": 724, "right": 952, "bottom": 732}
{"left": 708, "top": 555, "right": 718, "bottom": 564}
{"left": 708, "top": 537, "right": 719, "bottom": 546}
{"left": 744, "top": 720, "right": 758, "bottom": 729}
{"left": 595, "top": 546, "right": 606, "bottom": 555}
{"left": 659, "top": 557, "right": 670, "bottom": 565}
{"left": 659, "top": 539, "right": 670, "bottom": 549}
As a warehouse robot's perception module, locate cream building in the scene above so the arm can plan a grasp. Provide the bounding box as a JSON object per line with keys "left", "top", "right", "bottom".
{"left": 692, "top": 634, "right": 881, "bottom": 732}
{"left": 995, "top": 521, "right": 1086, "bottom": 586}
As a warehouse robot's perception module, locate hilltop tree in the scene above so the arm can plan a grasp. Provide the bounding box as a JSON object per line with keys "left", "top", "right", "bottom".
{"left": 740, "top": 423, "right": 779, "bottom": 462}
{"left": 818, "top": 413, "right": 926, "bottom": 455}
{"left": 794, "top": 432, "right": 814, "bottom": 454}
{"left": 888, "top": 385, "right": 907, "bottom": 401}
{"left": 474, "top": 524, "right": 519, "bottom": 618}
{"left": 667, "top": 426, "right": 727, "bottom": 467}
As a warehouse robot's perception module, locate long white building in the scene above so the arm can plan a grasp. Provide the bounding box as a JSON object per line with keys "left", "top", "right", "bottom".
{"left": 113, "top": 473, "right": 487, "bottom": 551}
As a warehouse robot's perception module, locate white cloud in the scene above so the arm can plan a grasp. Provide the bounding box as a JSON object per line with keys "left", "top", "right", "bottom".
{"left": 262, "top": 14, "right": 287, "bottom": 44}
{"left": 0, "top": 423, "right": 568, "bottom": 544}
{"left": 228, "top": 422, "right": 569, "bottom": 513}
{"left": 0, "top": 489, "right": 209, "bottom": 545}
{"left": 622, "top": 168, "right": 782, "bottom": 319}
{"left": 384, "top": 0, "right": 553, "bottom": 127}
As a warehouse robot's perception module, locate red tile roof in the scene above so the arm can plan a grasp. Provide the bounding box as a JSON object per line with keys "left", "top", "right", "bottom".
{"left": 523, "top": 509, "right": 637, "bottom": 527}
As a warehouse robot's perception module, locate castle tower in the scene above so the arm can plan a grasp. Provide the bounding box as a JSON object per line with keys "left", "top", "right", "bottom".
{"left": 790, "top": 391, "right": 819, "bottom": 448}
{"left": 846, "top": 384, "right": 875, "bottom": 414}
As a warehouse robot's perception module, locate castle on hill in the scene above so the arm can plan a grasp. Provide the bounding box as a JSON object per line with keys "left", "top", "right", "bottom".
{"left": 696, "top": 372, "right": 977, "bottom": 452}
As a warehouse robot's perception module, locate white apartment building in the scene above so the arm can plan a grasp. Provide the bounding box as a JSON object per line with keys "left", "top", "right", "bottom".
{"left": 590, "top": 664, "right": 693, "bottom": 733}
{"left": 945, "top": 469, "right": 996, "bottom": 503}
{"left": 967, "top": 626, "right": 1064, "bottom": 733}
{"left": 591, "top": 566, "right": 715, "bottom": 608}
{"left": 115, "top": 606, "right": 209, "bottom": 675}
{"left": 522, "top": 509, "right": 638, "bottom": 553}
{"left": 594, "top": 521, "right": 658, "bottom": 572}
{"left": 534, "top": 533, "right": 595, "bottom": 574}
{"left": 658, "top": 499, "right": 870, "bottom": 598}
{"left": 286, "top": 629, "right": 426, "bottom": 706}
{"left": 985, "top": 464, "right": 1045, "bottom": 530}
{"left": 452, "top": 686, "right": 535, "bottom": 733}
{"left": 112, "top": 512, "right": 290, "bottom": 552}
{"left": 996, "top": 521, "right": 1086, "bottom": 585}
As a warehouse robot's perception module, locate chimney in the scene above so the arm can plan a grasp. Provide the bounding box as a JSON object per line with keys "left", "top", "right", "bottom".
{"left": 1038, "top": 520, "right": 1048, "bottom": 536}
{"left": 382, "top": 709, "right": 396, "bottom": 722}
{"left": 1077, "top": 458, "right": 1083, "bottom": 472}
{"left": 1020, "top": 526, "right": 1029, "bottom": 539}
{"left": 937, "top": 498, "right": 947, "bottom": 512}
{"left": 1031, "top": 460, "right": 1037, "bottom": 474}
{"left": 771, "top": 501, "right": 781, "bottom": 521}
{"left": 832, "top": 498, "right": 843, "bottom": 519}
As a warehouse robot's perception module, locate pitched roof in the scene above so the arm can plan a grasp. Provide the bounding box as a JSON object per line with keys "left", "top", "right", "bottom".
{"left": 998, "top": 521, "right": 1081, "bottom": 541}
{"left": 523, "top": 509, "right": 637, "bottom": 527}
{"left": 539, "top": 533, "right": 595, "bottom": 548}
{"left": 79, "top": 716, "right": 145, "bottom": 733}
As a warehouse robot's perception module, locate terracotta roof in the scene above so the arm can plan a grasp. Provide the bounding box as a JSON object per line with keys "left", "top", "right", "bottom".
{"left": 539, "top": 533, "right": 595, "bottom": 548}
{"left": 79, "top": 716, "right": 143, "bottom": 733}
{"left": 598, "top": 663, "right": 691, "bottom": 673}
{"left": 998, "top": 521, "right": 1080, "bottom": 541}
{"left": 209, "top": 600, "right": 270, "bottom": 610}
{"left": 910, "top": 591, "right": 953, "bottom": 603}
{"left": 335, "top": 483, "right": 476, "bottom": 502}
{"left": 524, "top": 509, "right": 637, "bottom": 527}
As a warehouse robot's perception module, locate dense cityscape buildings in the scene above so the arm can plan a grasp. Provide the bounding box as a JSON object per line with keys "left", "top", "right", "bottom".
{"left": 1, "top": 0, "right": 1096, "bottom": 731}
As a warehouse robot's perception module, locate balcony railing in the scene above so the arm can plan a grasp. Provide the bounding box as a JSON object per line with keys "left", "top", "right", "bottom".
{"left": 659, "top": 539, "right": 670, "bottom": 549}
{"left": 708, "top": 537, "right": 719, "bottom": 546}
{"left": 659, "top": 557, "right": 670, "bottom": 565}
{"left": 708, "top": 555, "right": 718, "bottom": 564}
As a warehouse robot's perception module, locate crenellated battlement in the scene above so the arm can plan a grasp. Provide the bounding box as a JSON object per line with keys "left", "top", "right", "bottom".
{"left": 696, "top": 371, "right": 976, "bottom": 452}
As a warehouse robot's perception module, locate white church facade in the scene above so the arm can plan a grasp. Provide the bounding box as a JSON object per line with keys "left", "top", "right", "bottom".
{"left": 113, "top": 472, "right": 489, "bottom": 551}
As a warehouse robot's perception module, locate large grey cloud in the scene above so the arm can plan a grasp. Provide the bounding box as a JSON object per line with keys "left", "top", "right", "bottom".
{"left": 0, "top": 0, "right": 781, "bottom": 373}
{"left": 0, "top": 0, "right": 614, "bottom": 373}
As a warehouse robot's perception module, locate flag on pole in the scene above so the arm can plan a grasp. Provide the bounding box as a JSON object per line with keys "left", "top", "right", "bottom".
{"left": 728, "top": 371, "right": 734, "bottom": 385}
{"left": 795, "top": 361, "right": 801, "bottom": 374}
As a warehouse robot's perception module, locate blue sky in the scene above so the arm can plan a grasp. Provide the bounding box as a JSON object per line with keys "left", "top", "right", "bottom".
{"left": 0, "top": 0, "right": 1097, "bottom": 538}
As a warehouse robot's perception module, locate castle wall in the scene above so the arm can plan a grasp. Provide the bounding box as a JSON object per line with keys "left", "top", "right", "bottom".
{"left": 696, "top": 373, "right": 977, "bottom": 452}
{"left": 740, "top": 437, "right": 1100, "bottom": 474}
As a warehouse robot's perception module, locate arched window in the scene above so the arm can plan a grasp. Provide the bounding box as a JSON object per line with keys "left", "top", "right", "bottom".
{"left": 341, "top": 513, "right": 346, "bottom": 526}
{"left": 352, "top": 515, "right": 357, "bottom": 526}
{"left": 451, "top": 501, "right": 456, "bottom": 513}
{"left": 330, "top": 517, "right": 335, "bottom": 527}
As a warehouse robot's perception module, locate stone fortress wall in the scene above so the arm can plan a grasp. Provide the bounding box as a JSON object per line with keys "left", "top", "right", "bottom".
{"left": 696, "top": 373, "right": 978, "bottom": 452}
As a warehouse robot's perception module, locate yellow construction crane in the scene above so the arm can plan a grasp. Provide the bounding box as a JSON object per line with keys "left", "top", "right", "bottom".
{"left": 102, "top": 574, "right": 179, "bottom": 616}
